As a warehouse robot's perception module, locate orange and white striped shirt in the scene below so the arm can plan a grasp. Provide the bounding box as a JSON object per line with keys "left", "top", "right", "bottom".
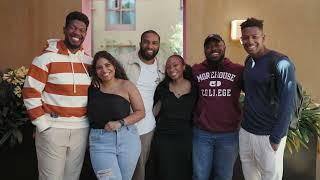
{"left": 22, "top": 39, "right": 92, "bottom": 132}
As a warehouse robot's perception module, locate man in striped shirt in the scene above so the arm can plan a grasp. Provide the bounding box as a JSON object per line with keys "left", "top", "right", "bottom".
{"left": 22, "top": 11, "right": 92, "bottom": 180}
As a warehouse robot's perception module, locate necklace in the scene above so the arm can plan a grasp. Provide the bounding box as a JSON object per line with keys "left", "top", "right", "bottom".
{"left": 169, "top": 80, "right": 191, "bottom": 98}
{"left": 173, "top": 89, "right": 184, "bottom": 97}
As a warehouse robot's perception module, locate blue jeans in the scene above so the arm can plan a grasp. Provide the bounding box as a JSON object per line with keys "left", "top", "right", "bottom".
{"left": 192, "top": 128, "right": 239, "bottom": 180}
{"left": 89, "top": 125, "right": 141, "bottom": 180}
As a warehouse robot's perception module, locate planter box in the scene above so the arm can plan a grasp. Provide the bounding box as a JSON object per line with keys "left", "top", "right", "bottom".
{"left": 0, "top": 123, "right": 38, "bottom": 179}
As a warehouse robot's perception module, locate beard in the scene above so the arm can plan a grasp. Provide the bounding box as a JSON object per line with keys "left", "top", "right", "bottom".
{"left": 206, "top": 53, "right": 225, "bottom": 68}
{"left": 64, "top": 38, "right": 82, "bottom": 51}
{"left": 139, "top": 48, "right": 159, "bottom": 61}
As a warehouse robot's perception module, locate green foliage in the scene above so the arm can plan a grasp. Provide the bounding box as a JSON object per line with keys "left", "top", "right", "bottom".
{"left": 168, "top": 23, "right": 183, "bottom": 55}
{"left": 0, "top": 67, "right": 29, "bottom": 148}
{"left": 159, "top": 22, "right": 183, "bottom": 60}
{"left": 286, "top": 93, "right": 320, "bottom": 153}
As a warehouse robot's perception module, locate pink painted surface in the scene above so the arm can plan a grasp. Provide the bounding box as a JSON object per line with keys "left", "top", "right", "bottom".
{"left": 82, "top": 0, "right": 92, "bottom": 56}
{"left": 183, "top": 0, "right": 186, "bottom": 61}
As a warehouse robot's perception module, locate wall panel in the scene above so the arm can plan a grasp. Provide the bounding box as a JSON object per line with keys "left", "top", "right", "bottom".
{"left": 186, "top": 0, "right": 320, "bottom": 102}
{"left": 0, "top": 0, "right": 81, "bottom": 70}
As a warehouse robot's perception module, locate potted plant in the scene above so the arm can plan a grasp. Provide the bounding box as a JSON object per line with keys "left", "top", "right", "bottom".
{"left": 283, "top": 93, "right": 320, "bottom": 180}
{"left": 0, "top": 66, "right": 29, "bottom": 150}
{"left": 286, "top": 92, "right": 320, "bottom": 153}
{"left": 0, "top": 66, "right": 39, "bottom": 179}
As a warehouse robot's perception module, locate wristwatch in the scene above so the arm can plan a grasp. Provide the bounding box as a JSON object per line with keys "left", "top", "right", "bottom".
{"left": 119, "top": 119, "right": 126, "bottom": 127}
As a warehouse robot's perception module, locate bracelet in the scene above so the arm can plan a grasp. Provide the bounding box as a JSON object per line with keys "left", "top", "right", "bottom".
{"left": 119, "top": 119, "right": 126, "bottom": 127}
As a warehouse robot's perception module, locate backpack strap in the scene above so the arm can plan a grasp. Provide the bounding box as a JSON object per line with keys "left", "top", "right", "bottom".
{"left": 244, "top": 55, "right": 251, "bottom": 67}
{"left": 269, "top": 56, "right": 278, "bottom": 105}
{"left": 269, "top": 52, "right": 288, "bottom": 105}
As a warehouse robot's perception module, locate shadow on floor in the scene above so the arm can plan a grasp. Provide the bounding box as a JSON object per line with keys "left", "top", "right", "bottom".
{"left": 0, "top": 124, "right": 317, "bottom": 180}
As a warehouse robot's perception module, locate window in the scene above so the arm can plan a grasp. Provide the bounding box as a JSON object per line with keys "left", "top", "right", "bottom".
{"left": 106, "top": 0, "right": 136, "bottom": 30}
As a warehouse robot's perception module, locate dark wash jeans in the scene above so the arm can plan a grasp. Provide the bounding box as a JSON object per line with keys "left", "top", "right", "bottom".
{"left": 192, "top": 127, "right": 239, "bottom": 180}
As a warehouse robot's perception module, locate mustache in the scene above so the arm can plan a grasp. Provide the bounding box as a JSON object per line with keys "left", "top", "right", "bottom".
{"left": 139, "top": 49, "right": 159, "bottom": 61}
{"left": 64, "top": 39, "right": 81, "bottom": 49}
{"left": 207, "top": 53, "right": 225, "bottom": 67}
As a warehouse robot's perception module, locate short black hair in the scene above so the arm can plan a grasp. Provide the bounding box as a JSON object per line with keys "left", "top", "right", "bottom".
{"left": 164, "top": 54, "right": 193, "bottom": 81}
{"left": 140, "top": 30, "right": 160, "bottom": 42}
{"left": 65, "top": 11, "right": 89, "bottom": 29}
{"left": 240, "top": 17, "right": 264, "bottom": 30}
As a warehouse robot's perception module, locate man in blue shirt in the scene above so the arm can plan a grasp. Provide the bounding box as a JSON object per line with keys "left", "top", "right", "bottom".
{"left": 239, "top": 17, "right": 296, "bottom": 180}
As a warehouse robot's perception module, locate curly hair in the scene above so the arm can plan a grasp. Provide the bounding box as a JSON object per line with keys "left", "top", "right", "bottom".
{"left": 90, "top": 51, "right": 128, "bottom": 88}
{"left": 240, "top": 17, "right": 264, "bottom": 30}
{"left": 65, "top": 11, "right": 89, "bottom": 29}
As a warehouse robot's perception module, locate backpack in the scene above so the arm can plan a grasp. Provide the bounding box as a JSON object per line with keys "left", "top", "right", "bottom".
{"left": 245, "top": 52, "right": 304, "bottom": 130}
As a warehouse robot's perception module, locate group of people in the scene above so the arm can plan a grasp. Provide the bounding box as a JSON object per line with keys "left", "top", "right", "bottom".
{"left": 22, "top": 11, "right": 297, "bottom": 180}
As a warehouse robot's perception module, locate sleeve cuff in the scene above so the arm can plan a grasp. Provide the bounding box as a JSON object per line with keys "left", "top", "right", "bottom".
{"left": 32, "top": 115, "right": 50, "bottom": 132}
{"left": 269, "top": 135, "right": 281, "bottom": 144}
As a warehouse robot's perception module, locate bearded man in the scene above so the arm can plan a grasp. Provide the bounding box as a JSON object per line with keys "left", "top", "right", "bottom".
{"left": 118, "top": 30, "right": 166, "bottom": 180}
{"left": 23, "top": 11, "right": 91, "bottom": 180}
{"left": 192, "top": 34, "right": 244, "bottom": 180}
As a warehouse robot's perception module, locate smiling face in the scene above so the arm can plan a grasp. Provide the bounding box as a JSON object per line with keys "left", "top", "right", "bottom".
{"left": 204, "top": 40, "right": 226, "bottom": 63}
{"left": 63, "top": 19, "right": 87, "bottom": 53}
{"left": 95, "top": 58, "right": 116, "bottom": 82}
{"left": 139, "top": 32, "right": 160, "bottom": 63}
{"left": 241, "top": 26, "right": 266, "bottom": 58}
{"left": 165, "top": 56, "right": 185, "bottom": 81}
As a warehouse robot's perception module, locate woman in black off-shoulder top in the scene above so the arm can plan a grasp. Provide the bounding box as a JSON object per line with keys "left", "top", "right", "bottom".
{"left": 87, "top": 51, "right": 145, "bottom": 180}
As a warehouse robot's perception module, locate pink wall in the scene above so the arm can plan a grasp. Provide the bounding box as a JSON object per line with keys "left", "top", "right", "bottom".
{"left": 183, "top": 0, "right": 186, "bottom": 61}
{"left": 82, "top": 0, "right": 92, "bottom": 56}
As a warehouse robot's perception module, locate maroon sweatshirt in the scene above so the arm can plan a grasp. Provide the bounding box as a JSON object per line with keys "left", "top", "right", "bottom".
{"left": 192, "top": 58, "right": 244, "bottom": 132}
